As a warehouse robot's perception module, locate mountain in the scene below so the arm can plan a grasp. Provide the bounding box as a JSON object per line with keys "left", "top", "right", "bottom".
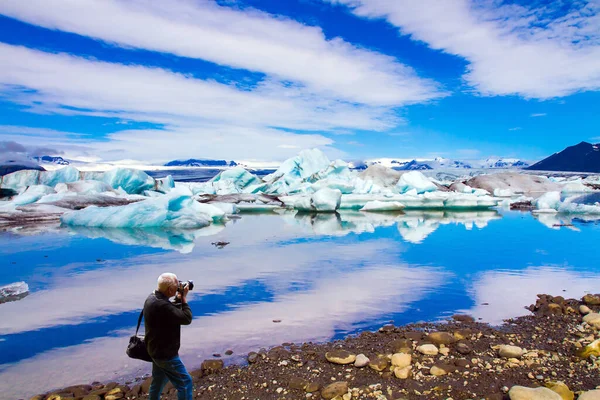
{"left": 527, "top": 141, "right": 600, "bottom": 173}
{"left": 0, "top": 164, "right": 45, "bottom": 176}
{"left": 164, "top": 159, "right": 237, "bottom": 167}
{"left": 390, "top": 157, "right": 527, "bottom": 170}
{"left": 33, "top": 156, "right": 70, "bottom": 165}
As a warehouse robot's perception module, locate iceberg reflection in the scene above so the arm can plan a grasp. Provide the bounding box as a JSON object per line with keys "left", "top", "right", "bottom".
{"left": 289, "top": 209, "right": 501, "bottom": 242}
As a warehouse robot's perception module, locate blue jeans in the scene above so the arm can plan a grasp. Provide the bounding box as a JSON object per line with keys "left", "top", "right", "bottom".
{"left": 149, "top": 356, "right": 193, "bottom": 400}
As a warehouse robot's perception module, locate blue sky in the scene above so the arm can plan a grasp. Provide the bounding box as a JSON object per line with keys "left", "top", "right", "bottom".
{"left": 0, "top": 0, "right": 598, "bottom": 163}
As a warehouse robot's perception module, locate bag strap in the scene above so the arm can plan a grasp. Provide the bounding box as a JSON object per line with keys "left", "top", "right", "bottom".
{"left": 135, "top": 310, "right": 144, "bottom": 336}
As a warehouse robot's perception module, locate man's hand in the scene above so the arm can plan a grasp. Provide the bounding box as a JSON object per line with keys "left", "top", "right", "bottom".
{"left": 177, "top": 283, "right": 190, "bottom": 304}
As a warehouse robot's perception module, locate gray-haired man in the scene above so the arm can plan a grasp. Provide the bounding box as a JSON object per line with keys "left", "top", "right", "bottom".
{"left": 144, "top": 273, "right": 193, "bottom": 400}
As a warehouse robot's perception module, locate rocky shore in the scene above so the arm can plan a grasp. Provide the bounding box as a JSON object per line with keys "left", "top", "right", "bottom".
{"left": 27, "top": 294, "right": 600, "bottom": 400}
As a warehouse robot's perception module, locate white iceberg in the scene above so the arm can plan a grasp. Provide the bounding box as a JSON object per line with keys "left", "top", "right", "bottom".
{"left": 294, "top": 188, "right": 342, "bottom": 212}
{"left": 396, "top": 171, "right": 437, "bottom": 194}
{"left": 61, "top": 192, "right": 216, "bottom": 229}
{"left": 55, "top": 180, "right": 113, "bottom": 195}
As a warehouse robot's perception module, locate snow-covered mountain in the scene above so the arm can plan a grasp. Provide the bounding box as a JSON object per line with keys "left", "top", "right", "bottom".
{"left": 364, "top": 156, "right": 529, "bottom": 170}
{"left": 33, "top": 156, "right": 70, "bottom": 165}
{"left": 164, "top": 159, "right": 237, "bottom": 167}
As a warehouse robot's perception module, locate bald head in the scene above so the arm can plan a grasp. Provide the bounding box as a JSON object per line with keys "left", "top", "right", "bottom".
{"left": 157, "top": 272, "right": 178, "bottom": 295}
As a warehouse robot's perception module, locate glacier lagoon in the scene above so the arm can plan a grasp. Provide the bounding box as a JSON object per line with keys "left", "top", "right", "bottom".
{"left": 1, "top": 210, "right": 600, "bottom": 397}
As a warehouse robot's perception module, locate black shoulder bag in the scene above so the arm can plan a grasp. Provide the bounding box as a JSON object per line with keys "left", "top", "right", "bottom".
{"left": 126, "top": 310, "right": 153, "bottom": 362}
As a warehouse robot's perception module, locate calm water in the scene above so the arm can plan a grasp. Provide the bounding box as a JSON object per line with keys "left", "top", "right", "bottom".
{"left": 1, "top": 210, "right": 600, "bottom": 398}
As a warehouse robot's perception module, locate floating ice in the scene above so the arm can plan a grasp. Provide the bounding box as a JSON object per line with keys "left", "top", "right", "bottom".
{"left": 61, "top": 192, "right": 216, "bottom": 229}
{"left": 0, "top": 281, "right": 29, "bottom": 304}
{"left": 156, "top": 175, "right": 175, "bottom": 193}
{"left": 311, "top": 188, "right": 342, "bottom": 212}
{"left": 535, "top": 192, "right": 561, "bottom": 211}
{"left": 0, "top": 169, "right": 41, "bottom": 191}
{"left": 560, "top": 179, "right": 593, "bottom": 194}
{"left": 7, "top": 185, "right": 56, "bottom": 207}
{"left": 396, "top": 171, "right": 437, "bottom": 194}
{"left": 293, "top": 188, "right": 342, "bottom": 212}
{"left": 100, "top": 168, "right": 156, "bottom": 194}
{"left": 55, "top": 180, "right": 113, "bottom": 195}
{"left": 211, "top": 167, "right": 265, "bottom": 194}
{"left": 39, "top": 166, "right": 80, "bottom": 187}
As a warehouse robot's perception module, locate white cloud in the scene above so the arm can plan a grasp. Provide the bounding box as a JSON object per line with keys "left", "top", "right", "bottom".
{"left": 0, "top": 0, "right": 444, "bottom": 107}
{"left": 328, "top": 0, "right": 600, "bottom": 99}
{"left": 508, "top": 127, "right": 522, "bottom": 131}
{"left": 0, "top": 44, "right": 410, "bottom": 161}
{"left": 530, "top": 113, "right": 547, "bottom": 117}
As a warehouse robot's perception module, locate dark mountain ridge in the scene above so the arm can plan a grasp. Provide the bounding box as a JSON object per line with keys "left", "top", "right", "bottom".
{"left": 527, "top": 141, "right": 600, "bottom": 173}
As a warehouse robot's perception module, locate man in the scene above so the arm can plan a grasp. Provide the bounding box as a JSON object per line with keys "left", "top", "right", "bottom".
{"left": 144, "top": 272, "right": 193, "bottom": 400}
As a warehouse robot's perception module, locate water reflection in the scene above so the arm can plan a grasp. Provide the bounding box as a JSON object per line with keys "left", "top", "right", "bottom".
{"left": 1, "top": 210, "right": 600, "bottom": 398}
{"left": 290, "top": 210, "right": 501, "bottom": 243}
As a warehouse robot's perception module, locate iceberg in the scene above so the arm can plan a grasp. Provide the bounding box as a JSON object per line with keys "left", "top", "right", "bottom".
{"left": 39, "top": 166, "right": 80, "bottom": 187}
{"left": 100, "top": 168, "right": 156, "bottom": 194}
{"left": 358, "top": 165, "right": 401, "bottom": 188}
{"left": 55, "top": 180, "right": 113, "bottom": 195}
{"left": 61, "top": 192, "right": 216, "bottom": 229}
{"left": 211, "top": 166, "right": 265, "bottom": 194}
{"left": 0, "top": 169, "right": 41, "bottom": 192}
{"left": 6, "top": 185, "right": 56, "bottom": 207}
{"left": 0, "top": 281, "right": 29, "bottom": 304}
{"left": 396, "top": 171, "right": 437, "bottom": 194}
{"left": 156, "top": 175, "right": 175, "bottom": 193}
{"left": 294, "top": 188, "right": 342, "bottom": 212}
{"left": 311, "top": 188, "right": 342, "bottom": 212}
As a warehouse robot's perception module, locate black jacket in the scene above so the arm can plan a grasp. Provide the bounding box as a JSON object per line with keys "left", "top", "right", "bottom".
{"left": 143, "top": 290, "right": 192, "bottom": 360}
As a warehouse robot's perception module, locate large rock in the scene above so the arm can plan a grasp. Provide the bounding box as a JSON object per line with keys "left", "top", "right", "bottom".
{"left": 391, "top": 353, "right": 411, "bottom": 368}
{"left": 427, "top": 332, "right": 457, "bottom": 345}
{"left": 325, "top": 350, "right": 356, "bottom": 365}
{"left": 508, "top": 386, "right": 563, "bottom": 400}
{"left": 201, "top": 359, "right": 224, "bottom": 373}
{"left": 416, "top": 344, "right": 439, "bottom": 356}
{"left": 545, "top": 382, "right": 574, "bottom": 400}
{"left": 576, "top": 339, "right": 600, "bottom": 358}
{"left": 321, "top": 381, "right": 348, "bottom": 400}
{"left": 579, "top": 390, "right": 600, "bottom": 400}
{"left": 583, "top": 313, "right": 600, "bottom": 328}
{"left": 583, "top": 294, "right": 600, "bottom": 305}
{"left": 498, "top": 345, "right": 524, "bottom": 358}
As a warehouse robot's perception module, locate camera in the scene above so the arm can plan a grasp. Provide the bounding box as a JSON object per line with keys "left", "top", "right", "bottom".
{"left": 177, "top": 280, "right": 194, "bottom": 293}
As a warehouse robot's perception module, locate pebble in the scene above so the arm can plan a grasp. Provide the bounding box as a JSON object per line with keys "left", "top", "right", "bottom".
{"left": 508, "top": 385, "right": 562, "bottom": 400}
{"left": 578, "top": 390, "right": 600, "bottom": 400}
{"left": 353, "top": 354, "right": 370, "bottom": 368}
{"left": 498, "top": 345, "right": 524, "bottom": 359}
{"left": 391, "top": 353, "right": 411, "bottom": 368}
{"left": 393, "top": 366, "right": 412, "bottom": 379}
{"left": 430, "top": 365, "right": 447, "bottom": 376}
{"left": 325, "top": 350, "right": 356, "bottom": 365}
{"left": 580, "top": 305, "right": 592, "bottom": 315}
{"left": 321, "top": 381, "right": 348, "bottom": 400}
{"left": 416, "top": 344, "right": 439, "bottom": 356}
